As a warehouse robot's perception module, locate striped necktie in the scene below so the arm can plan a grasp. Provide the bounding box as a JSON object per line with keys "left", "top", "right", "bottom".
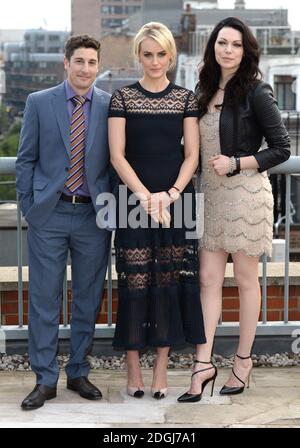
{"left": 65, "top": 95, "right": 86, "bottom": 193}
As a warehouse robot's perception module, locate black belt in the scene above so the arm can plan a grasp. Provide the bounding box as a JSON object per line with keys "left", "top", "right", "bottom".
{"left": 60, "top": 193, "right": 92, "bottom": 204}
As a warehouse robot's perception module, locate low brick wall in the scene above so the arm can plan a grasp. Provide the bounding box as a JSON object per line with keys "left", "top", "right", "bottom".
{"left": 1, "top": 263, "right": 300, "bottom": 326}
{"left": 0, "top": 289, "right": 117, "bottom": 325}
{"left": 1, "top": 285, "right": 300, "bottom": 325}
{"left": 222, "top": 285, "right": 300, "bottom": 322}
{"left": 278, "top": 225, "right": 300, "bottom": 249}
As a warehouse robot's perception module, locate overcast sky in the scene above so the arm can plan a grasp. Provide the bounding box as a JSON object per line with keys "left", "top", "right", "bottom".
{"left": 0, "top": 0, "right": 299, "bottom": 31}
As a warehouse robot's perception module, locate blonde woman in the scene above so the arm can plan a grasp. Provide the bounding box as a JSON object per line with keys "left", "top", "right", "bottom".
{"left": 108, "top": 22, "right": 206, "bottom": 399}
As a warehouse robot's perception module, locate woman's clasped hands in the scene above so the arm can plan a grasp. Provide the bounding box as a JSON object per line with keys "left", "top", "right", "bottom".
{"left": 140, "top": 191, "right": 172, "bottom": 227}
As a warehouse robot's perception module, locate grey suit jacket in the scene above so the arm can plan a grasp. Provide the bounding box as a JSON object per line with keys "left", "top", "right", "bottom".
{"left": 16, "top": 82, "right": 116, "bottom": 229}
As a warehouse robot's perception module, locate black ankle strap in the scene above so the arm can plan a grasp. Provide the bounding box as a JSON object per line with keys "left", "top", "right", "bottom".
{"left": 192, "top": 365, "right": 215, "bottom": 377}
{"left": 232, "top": 368, "right": 245, "bottom": 386}
{"left": 236, "top": 354, "right": 251, "bottom": 360}
{"left": 194, "top": 360, "right": 212, "bottom": 364}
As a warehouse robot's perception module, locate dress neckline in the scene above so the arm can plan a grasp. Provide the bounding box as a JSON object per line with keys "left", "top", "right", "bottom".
{"left": 207, "top": 109, "right": 221, "bottom": 114}
{"left": 135, "top": 81, "right": 173, "bottom": 98}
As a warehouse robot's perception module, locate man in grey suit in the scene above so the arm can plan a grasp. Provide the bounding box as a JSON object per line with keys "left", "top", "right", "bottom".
{"left": 16, "top": 35, "right": 114, "bottom": 410}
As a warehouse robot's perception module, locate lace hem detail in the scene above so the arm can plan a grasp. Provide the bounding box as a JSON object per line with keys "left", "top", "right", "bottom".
{"left": 115, "top": 242, "right": 199, "bottom": 290}
{"left": 203, "top": 229, "right": 273, "bottom": 243}
{"left": 199, "top": 241, "right": 272, "bottom": 258}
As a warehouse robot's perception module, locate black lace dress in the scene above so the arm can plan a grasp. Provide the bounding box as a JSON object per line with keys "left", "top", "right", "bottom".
{"left": 108, "top": 82, "right": 206, "bottom": 350}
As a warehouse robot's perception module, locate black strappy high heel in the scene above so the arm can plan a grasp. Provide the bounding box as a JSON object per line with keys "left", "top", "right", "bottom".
{"left": 177, "top": 360, "right": 218, "bottom": 403}
{"left": 219, "top": 354, "right": 252, "bottom": 395}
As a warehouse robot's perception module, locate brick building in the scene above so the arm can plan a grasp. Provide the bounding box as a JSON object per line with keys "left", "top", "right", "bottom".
{"left": 4, "top": 29, "right": 68, "bottom": 112}
{"left": 71, "top": 0, "right": 143, "bottom": 38}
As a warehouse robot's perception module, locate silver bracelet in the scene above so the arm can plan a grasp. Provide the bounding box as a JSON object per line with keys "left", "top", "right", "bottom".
{"left": 228, "top": 156, "right": 236, "bottom": 174}
{"left": 228, "top": 157, "right": 233, "bottom": 174}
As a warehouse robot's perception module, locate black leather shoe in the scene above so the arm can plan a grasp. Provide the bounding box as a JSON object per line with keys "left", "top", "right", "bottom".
{"left": 21, "top": 384, "right": 57, "bottom": 410}
{"left": 67, "top": 376, "right": 102, "bottom": 400}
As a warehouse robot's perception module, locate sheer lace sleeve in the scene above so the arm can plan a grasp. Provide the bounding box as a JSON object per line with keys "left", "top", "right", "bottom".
{"left": 108, "top": 89, "right": 126, "bottom": 118}
{"left": 184, "top": 91, "right": 200, "bottom": 118}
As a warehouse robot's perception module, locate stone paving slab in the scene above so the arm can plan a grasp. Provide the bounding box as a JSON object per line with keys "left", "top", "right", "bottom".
{"left": 0, "top": 368, "right": 299, "bottom": 428}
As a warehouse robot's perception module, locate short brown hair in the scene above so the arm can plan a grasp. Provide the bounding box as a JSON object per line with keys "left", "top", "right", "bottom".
{"left": 65, "top": 35, "right": 101, "bottom": 61}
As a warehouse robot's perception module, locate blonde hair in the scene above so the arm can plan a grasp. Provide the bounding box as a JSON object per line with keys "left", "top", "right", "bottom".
{"left": 133, "top": 22, "right": 177, "bottom": 71}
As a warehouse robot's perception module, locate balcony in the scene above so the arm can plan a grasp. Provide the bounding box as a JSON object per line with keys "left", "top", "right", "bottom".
{"left": 0, "top": 156, "right": 299, "bottom": 351}
{"left": 0, "top": 156, "right": 299, "bottom": 428}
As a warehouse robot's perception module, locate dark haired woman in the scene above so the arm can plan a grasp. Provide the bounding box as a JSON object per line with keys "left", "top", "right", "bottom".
{"left": 178, "top": 17, "right": 290, "bottom": 403}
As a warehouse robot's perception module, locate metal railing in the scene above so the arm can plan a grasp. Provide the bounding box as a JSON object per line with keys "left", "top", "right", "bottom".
{"left": 0, "top": 156, "right": 300, "bottom": 341}
{"left": 0, "top": 157, "right": 114, "bottom": 340}
{"left": 281, "top": 112, "right": 300, "bottom": 156}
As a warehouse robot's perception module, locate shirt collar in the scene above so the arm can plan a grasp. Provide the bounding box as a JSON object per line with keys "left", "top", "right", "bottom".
{"left": 64, "top": 80, "right": 93, "bottom": 102}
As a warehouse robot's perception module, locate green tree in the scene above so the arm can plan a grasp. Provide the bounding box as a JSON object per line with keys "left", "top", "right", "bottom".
{"left": 0, "top": 121, "right": 21, "bottom": 201}
{"left": 0, "top": 105, "right": 9, "bottom": 135}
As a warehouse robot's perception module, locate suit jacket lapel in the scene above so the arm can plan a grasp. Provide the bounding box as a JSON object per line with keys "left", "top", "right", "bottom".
{"left": 85, "top": 89, "right": 103, "bottom": 156}
{"left": 52, "top": 83, "right": 71, "bottom": 157}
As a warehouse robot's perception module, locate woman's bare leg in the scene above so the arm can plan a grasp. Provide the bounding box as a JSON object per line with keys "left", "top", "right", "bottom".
{"left": 224, "top": 251, "right": 260, "bottom": 387}
{"left": 189, "top": 248, "right": 228, "bottom": 394}
{"left": 126, "top": 350, "right": 144, "bottom": 389}
{"left": 152, "top": 346, "right": 169, "bottom": 392}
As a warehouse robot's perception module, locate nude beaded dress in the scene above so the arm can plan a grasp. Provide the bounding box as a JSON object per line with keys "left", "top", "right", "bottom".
{"left": 199, "top": 109, "right": 274, "bottom": 257}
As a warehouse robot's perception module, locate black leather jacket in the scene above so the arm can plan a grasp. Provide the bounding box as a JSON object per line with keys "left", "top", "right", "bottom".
{"left": 217, "top": 81, "right": 290, "bottom": 172}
